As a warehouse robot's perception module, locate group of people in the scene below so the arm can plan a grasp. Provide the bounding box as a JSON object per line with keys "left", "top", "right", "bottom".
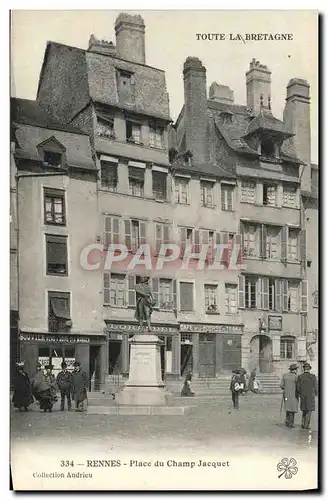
{"left": 230, "top": 368, "right": 260, "bottom": 409}
{"left": 12, "top": 360, "right": 88, "bottom": 413}
{"left": 280, "top": 362, "right": 318, "bottom": 429}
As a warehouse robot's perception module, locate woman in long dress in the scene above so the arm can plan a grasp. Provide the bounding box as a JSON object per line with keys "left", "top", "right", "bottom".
{"left": 12, "top": 362, "right": 34, "bottom": 412}
{"left": 181, "top": 372, "right": 195, "bottom": 397}
{"left": 33, "top": 363, "right": 57, "bottom": 412}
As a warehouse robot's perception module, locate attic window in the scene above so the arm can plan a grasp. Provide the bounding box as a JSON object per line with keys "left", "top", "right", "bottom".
{"left": 117, "top": 70, "right": 135, "bottom": 103}
{"left": 96, "top": 117, "right": 115, "bottom": 139}
{"left": 44, "top": 151, "right": 63, "bottom": 168}
{"left": 220, "top": 112, "right": 233, "bottom": 124}
{"left": 261, "top": 137, "right": 275, "bottom": 158}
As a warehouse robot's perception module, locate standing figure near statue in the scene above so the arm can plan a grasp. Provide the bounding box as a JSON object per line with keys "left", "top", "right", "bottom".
{"left": 280, "top": 364, "right": 299, "bottom": 428}
{"left": 296, "top": 362, "right": 318, "bottom": 430}
{"left": 134, "top": 276, "right": 156, "bottom": 332}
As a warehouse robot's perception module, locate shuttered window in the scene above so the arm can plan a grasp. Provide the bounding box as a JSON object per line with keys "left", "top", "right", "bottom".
{"left": 280, "top": 336, "right": 295, "bottom": 359}
{"left": 179, "top": 282, "right": 194, "bottom": 312}
{"left": 263, "top": 184, "right": 277, "bottom": 206}
{"left": 104, "top": 216, "right": 120, "bottom": 248}
{"left": 240, "top": 181, "right": 256, "bottom": 204}
{"left": 200, "top": 181, "right": 214, "bottom": 207}
{"left": 46, "top": 235, "right": 68, "bottom": 276}
{"left": 152, "top": 278, "right": 176, "bottom": 310}
{"left": 283, "top": 184, "right": 298, "bottom": 208}
{"left": 225, "top": 284, "right": 237, "bottom": 314}
{"left": 152, "top": 171, "right": 167, "bottom": 200}
{"left": 155, "top": 223, "right": 170, "bottom": 254}
{"left": 242, "top": 223, "right": 259, "bottom": 257}
{"left": 149, "top": 125, "right": 164, "bottom": 149}
{"left": 175, "top": 177, "right": 189, "bottom": 204}
{"left": 245, "top": 276, "right": 257, "bottom": 309}
{"left": 103, "top": 273, "right": 136, "bottom": 307}
{"left": 100, "top": 161, "right": 117, "bottom": 191}
{"left": 205, "top": 284, "right": 219, "bottom": 313}
{"left": 288, "top": 281, "right": 299, "bottom": 312}
{"left": 221, "top": 184, "right": 234, "bottom": 211}
{"left": 124, "top": 219, "right": 147, "bottom": 252}
{"left": 129, "top": 167, "right": 144, "bottom": 196}
{"left": 266, "top": 226, "right": 280, "bottom": 259}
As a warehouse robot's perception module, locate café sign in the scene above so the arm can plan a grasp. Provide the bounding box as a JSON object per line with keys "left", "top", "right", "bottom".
{"left": 180, "top": 324, "right": 243, "bottom": 334}
{"left": 19, "top": 333, "right": 90, "bottom": 343}
{"left": 105, "top": 323, "right": 178, "bottom": 334}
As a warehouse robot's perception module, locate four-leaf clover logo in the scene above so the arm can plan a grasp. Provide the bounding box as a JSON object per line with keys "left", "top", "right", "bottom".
{"left": 277, "top": 457, "right": 298, "bottom": 479}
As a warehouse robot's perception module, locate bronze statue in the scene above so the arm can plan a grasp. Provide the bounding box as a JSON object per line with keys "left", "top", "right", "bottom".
{"left": 134, "top": 277, "right": 156, "bottom": 332}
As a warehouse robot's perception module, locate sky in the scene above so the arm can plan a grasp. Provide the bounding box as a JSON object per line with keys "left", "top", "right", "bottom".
{"left": 11, "top": 10, "right": 318, "bottom": 162}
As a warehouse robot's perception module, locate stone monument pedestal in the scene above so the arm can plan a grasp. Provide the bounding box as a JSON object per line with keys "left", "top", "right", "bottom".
{"left": 117, "top": 332, "right": 173, "bottom": 406}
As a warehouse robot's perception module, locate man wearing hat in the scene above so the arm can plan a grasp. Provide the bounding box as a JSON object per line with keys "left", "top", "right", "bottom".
{"left": 280, "top": 364, "right": 299, "bottom": 428}
{"left": 57, "top": 362, "right": 73, "bottom": 411}
{"left": 71, "top": 361, "right": 88, "bottom": 412}
{"left": 296, "top": 362, "right": 318, "bottom": 429}
{"left": 230, "top": 369, "right": 242, "bottom": 409}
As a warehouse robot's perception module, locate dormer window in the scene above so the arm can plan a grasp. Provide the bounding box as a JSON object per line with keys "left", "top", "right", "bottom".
{"left": 117, "top": 69, "right": 135, "bottom": 103}
{"left": 126, "top": 120, "right": 142, "bottom": 145}
{"left": 260, "top": 137, "right": 275, "bottom": 158}
{"left": 96, "top": 117, "right": 115, "bottom": 139}
{"left": 44, "top": 151, "right": 63, "bottom": 167}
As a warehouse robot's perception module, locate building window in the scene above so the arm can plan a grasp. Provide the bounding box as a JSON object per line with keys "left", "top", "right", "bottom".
{"left": 155, "top": 223, "right": 170, "bottom": 254}
{"left": 283, "top": 184, "right": 298, "bottom": 208}
{"left": 128, "top": 167, "right": 144, "bottom": 197}
{"left": 280, "top": 336, "right": 295, "bottom": 359}
{"left": 48, "top": 292, "right": 71, "bottom": 333}
{"left": 263, "top": 184, "right": 277, "bottom": 206}
{"left": 117, "top": 71, "right": 135, "bottom": 103}
{"left": 181, "top": 333, "right": 192, "bottom": 343}
{"left": 241, "top": 180, "right": 256, "bottom": 204}
{"left": 266, "top": 226, "right": 280, "bottom": 259}
{"left": 180, "top": 227, "right": 194, "bottom": 253}
{"left": 200, "top": 181, "right": 214, "bottom": 207}
{"left": 269, "top": 279, "right": 275, "bottom": 310}
{"left": 104, "top": 216, "right": 120, "bottom": 247}
{"left": 175, "top": 177, "right": 189, "bottom": 204}
{"left": 126, "top": 121, "right": 142, "bottom": 144}
{"left": 96, "top": 117, "right": 115, "bottom": 139}
{"left": 261, "top": 137, "right": 275, "bottom": 158}
{"left": 242, "top": 223, "right": 259, "bottom": 257}
{"left": 149, "top": 125, "right": 164, "bottom": 149}
{"left": 44, "top": 188, "right": 65, "bottom": 225}
{"left": 288, "top": 281, "right": 299, "bottom": 312}
{"left": 46, "top": 235, "right": 68, "bottom": 276}
{"left": 225, "top": 284, "right": 238, "bottom": 314}
{"left": 288, "top": 228, "right": 299, "bottom": 261}
{"left": 100, "top": 161, "right": 117, "bottom": 191}
{"left": 124, "top": 219, "right": 147, "bottom": 253}
{"left": 157, "top": 279, "right": 175, "bottom": 310}
{"left": 245, "top": 277, "right": 257, "bottom": 309}
{"left": 103, "top": 273, "right": 136, "bottom": 307}
{"left": 44, "top": 151, "right": 63, "bottom": 167}
{"left": 179, "top": 282, "right": 194, "bottom": 312}
{"left": 152, "top": 171, "right": 167, "bottom": 200}
{"left": 221, "top": 184, "right": 234, "bottom": 211}
{"left": 204, "top": 284, "right": 219, "bottom": 314}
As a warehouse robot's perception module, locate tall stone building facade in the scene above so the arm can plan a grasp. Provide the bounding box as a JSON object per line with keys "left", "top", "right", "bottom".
{"left": 11, "top": 14, "right": 318, "bottom": 388}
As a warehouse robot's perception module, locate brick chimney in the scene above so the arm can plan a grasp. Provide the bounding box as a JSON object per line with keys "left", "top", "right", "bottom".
{"left": 88, "top": 35, "right": 116, "bottom": 56}
{"left": 183, "top": 57, "right": 209, "bottom": 165}
{"left": 115, "top": 13, "right": 145, "bottom": 64}
{"left": 209, "top": 82, "right": 234, "bottom": 104}
{"left": 246, "top": 58, "right": 271, "bottom": 112}
{"left": 283, "top": 78, "right": 311, "bottom": 191}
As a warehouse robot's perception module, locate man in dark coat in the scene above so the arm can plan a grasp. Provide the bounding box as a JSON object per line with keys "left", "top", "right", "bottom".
{"left": 57, "top": 362, "right": 73, "bottom": 411}
{"left": 230, "top": 369, "right": 242, "bottom": 409}
{"left": 71, "top": 361, "right": 88, "bottom": 412}
{"left": 296, "top": 362, "right": 318, "bottom": 429}
{"left": 280, "top": 364, "right": 299, "bottom": 428}
{"left": 12, "top": 362, "right": 33, "bottom": 411}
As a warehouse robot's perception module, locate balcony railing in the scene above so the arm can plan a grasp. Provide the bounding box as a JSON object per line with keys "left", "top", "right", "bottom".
{"left": 48, "top": 318, "right": 71, "bottom": 333}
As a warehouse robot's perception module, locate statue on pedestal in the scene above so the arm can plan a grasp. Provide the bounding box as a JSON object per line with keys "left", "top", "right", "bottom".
{"left": 134, "top": 277, "right": 156, "bottom": 332}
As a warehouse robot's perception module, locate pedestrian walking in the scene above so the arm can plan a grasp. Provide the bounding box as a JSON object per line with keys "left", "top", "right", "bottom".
{"left": 230, "top": 369, "right": 242, "bottom": 409}
{"left": 249, "top": 368, "right": 259, "bottom": 394}
{"left": 57, "top": 362, "right": 73, "bottom": 411}
{"left": 181, "top": 372, "right": 195, "bottom": 397}
{"left": 280, "top": 364, "right": 299, "bottom": 428}
{"left": 72, "top": 361, "right": 88, "bottom": 412}
{"left": 296, "top": 362, "right": 318, "bottom": 429}
{"left": 12, "top": 361, "right": 33, "bottom": 412}
{"left": 39, "top": 364, "right": 58, "bottom": 412}
{"left": 239, "top": 368, "right": 248, "bottom": 394}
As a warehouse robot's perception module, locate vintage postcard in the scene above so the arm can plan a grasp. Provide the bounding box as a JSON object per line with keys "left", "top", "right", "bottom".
{"left": 10, "top": 9, "right": 319, "bottom": 491}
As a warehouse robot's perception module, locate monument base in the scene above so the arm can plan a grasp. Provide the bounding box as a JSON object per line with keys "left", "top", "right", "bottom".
{"left": 116, "top": 386, "right": 173, "bottom": 406}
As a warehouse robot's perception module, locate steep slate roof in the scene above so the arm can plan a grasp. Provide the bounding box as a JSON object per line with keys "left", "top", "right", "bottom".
{"left": 11, "top": 98, "right": 87, "bottom": 135}
{"left": 244, "top": 107, "right": 293, "bottom": 137}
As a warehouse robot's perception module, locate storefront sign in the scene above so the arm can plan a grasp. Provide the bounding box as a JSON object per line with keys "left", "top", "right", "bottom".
{"left": 19, "top": 333, "right": 90, "bottom": 343}
{"left": 268, "top": 316, "right": 282, "bottom": 331}
{"left": 105, "top": 323, "right": 178, "bottom": 334}
{"left": 180, "top": 324, "right": 243, "bottom": 334}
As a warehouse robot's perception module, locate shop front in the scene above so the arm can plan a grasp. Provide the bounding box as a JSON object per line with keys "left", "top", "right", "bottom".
{"left": 180, "top": 323, "right": 243, "bottom": 377}
{"left": 104, "top": 322, "right": 181, "bottom": 381}
{"left": 19, "top": 332, "right": 107, "bottom": 390}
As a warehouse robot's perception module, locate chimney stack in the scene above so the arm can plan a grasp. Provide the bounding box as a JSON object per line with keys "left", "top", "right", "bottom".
{"left": 209, "top": 82, "right": 234, "bottom": 104}
{"left": 246, "top": 58, "right": 271, "bottom": 113}
{"left": 183, "top": 57, "right": 209, "bottom": 165}
{"left": 283, "top": 78, "right": 311, "bottom": 191}
{"left": 115, "top": 13, "right": 146, "bottom": 64}
{"left": 88, "top": 35, "right": 116, "bottom": 56}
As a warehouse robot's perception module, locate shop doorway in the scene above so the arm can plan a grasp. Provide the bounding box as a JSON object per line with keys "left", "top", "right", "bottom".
{"left": 199, "top": 333, "right": 215, "bottom": 378}
{"left": 89, "top": 345, "right": 101, "bottom": 391}
{"left": 108, "top": 341, "right": 122, "bottom": 374}
{"left": 180, "top": 343, "right": 193, "bottom": 376}
{"left": 250, "top": 335, "right": 273, "bottom": 373}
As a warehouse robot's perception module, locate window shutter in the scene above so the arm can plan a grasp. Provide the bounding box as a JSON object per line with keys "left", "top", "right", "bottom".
{"left": 281, "top": 225, "right": 288, "bottom": 261}
{"left": 260, "top": 224, "right": 267, "bottom": 259}
{"left": 180, "top": 227, "right": 187, "bottom": 255}
{"left": 179, "top": 282, "right": 194, "bottom": 311}
{"left": 261, "top": 277, "right": 269, "bottom": 310}
{"left": 234, "top": 233, "right": 242, "bottom": 265}
{"left": 238, "top": 275, "right": 245, "bottom": 309}
{"left": 124, "top": 219, "right": 132, "bottom": 250}
{"left": 194, "top": 230, "right": 200, "bottom": 254}
{"left": 282, "top": 279, "right": 288, "bottom": 311}
{"left": 297, "top": 336, "right": 307, "bottom": 361}
{"left": 256, "top": 278, "right": 261, "bottom": 309}
{"left": 127, "top": 275, "right": 136, "bottom": 306}
{"left": 300, "top": 230, "right": 307, "bottom": 264}
{"left": 301, "top": 280, "right": 308, "bottom": 313}
{"left": 112, "top": 218, "right": 120, "bottom": 244}
{"left": 172, "top": 279, "right": 177, "bottom": 311}
{"left": 104, "top": 216, "right": 112, "bottom": 247}
{"left": 221, "top": 232, "right": 229, "bottom": 266}
{"left": 155, "top": 223, "right": 163, "bottom": 254}
{"left": 275, "top": 279, "right": 282, "bottom": 312}
{"left": 104, "top": 272, "right": 110, "bottom": 304}
{"left": 152, "top": 278, "right": 159, "bottom": 308}
{"left": 201, "top": 230, "right": 209, "bottom": 245}
{"left": 139, "top": 221, "right": 147, "bottom": 245}
{"left": 163, "top": 224, "right": 170, "bottom": 244}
